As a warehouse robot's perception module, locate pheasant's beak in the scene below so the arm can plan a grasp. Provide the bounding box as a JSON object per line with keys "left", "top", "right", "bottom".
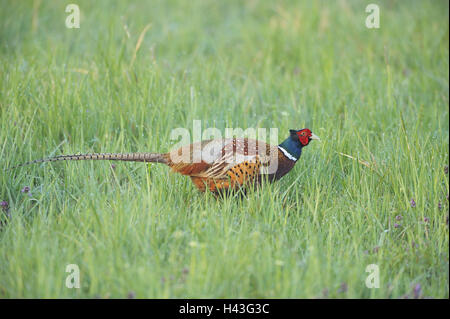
{"left": 310, "top": 133, "right": 320, "bottom": 141}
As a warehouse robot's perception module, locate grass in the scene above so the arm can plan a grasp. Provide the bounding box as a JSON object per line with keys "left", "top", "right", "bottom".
{"left": 0, "top": 0, "right": 448, "bottom": 298}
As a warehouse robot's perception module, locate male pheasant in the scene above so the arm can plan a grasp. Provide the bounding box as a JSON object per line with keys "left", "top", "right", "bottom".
{"left": 13, "top": 128, "right": 319, "bottom": 193}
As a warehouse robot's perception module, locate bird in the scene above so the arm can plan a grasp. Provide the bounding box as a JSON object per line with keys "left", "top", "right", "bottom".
{"left": 12, "top": 128, "right": 319, "bottom": 193}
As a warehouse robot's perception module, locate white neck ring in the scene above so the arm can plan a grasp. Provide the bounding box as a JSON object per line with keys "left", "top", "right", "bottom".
{"left": 278, "top": 146, "right": 298, "bottom": 161}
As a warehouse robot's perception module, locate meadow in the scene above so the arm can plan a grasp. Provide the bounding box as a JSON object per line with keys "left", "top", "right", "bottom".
{"left": 0, "top": 0, "right": 448, "bottom": 298}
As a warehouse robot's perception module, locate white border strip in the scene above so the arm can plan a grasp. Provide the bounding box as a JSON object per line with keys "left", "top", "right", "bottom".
{"left": 278, "top": 146, "right": 297, "bottom": 161}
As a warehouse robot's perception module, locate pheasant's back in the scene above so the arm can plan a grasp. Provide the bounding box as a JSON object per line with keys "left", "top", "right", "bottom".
{"left": 169, "top": 138, "right": 276, "bottom": 169}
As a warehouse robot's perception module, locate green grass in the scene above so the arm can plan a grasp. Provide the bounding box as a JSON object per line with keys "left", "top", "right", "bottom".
{"left": 0, "top": 0, "right": 448, "bottom": 298}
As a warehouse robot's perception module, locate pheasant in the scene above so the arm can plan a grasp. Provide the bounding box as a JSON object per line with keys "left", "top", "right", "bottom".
{"left": 12, "top": 128, "right": 319, "bottom": 192}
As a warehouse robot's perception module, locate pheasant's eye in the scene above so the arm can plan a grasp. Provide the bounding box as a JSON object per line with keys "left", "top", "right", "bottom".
{"left": 300, "top": 132, "right": 306, "bottom": 136}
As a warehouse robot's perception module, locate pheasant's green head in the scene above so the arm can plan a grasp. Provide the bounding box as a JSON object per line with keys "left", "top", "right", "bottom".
{"left": 279, "top": 128, "right": 320, "bottom": 161}
{"left": 289, "top": 128, "right": 320, "bottom": 147}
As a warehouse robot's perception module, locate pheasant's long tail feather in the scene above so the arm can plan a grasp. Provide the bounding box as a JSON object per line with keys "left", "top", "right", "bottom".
{"left": 8, "top": 152, "right": 169, "bottom": 170}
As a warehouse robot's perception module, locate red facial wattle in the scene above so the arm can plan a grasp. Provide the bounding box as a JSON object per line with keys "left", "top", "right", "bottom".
{"left": 299, "top": 135, "right": 309, "bottom": 146}
{"left": 297, "top": 129, "right": 311, "bottom": 146}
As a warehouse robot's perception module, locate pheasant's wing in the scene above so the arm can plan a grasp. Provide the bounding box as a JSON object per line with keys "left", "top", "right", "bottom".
{"left": 168, "top": 138, "right": 278, "bottom": 191}
{"left": 199, "top": 138, "right": 276, "bottom": 178}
